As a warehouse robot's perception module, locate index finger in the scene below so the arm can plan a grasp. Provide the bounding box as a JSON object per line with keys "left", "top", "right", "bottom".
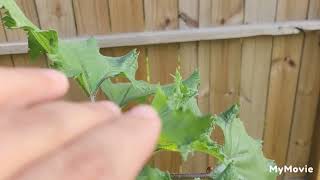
{"left": 11, "top": 106, "right": 161, "bottom": 180}
{"left": 0, "top": 68, "right": 69, "bottom": 109}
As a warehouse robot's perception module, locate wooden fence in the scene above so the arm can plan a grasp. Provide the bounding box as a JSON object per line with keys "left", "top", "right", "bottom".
{"left": 0, "top": 0, "right": 319, "bottom": 179}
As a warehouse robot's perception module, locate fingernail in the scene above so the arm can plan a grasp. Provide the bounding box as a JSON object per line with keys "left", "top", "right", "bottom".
{"left": 42, "top": 69, "right": 68, "bottom": 87}
{"left": 96, "top": 101, "right": 121, "bottom": 114}
{"left": 127, "top": 105, "right": 159, "bottom": 120}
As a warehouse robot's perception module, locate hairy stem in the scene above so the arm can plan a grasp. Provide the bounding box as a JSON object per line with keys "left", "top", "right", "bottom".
{"left": 90, "top": 95, "right": 96, "bottom": 102}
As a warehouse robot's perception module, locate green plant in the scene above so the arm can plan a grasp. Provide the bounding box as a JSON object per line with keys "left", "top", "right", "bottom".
{"left": 0, "top": 0, "right": 278, "bottom": 179}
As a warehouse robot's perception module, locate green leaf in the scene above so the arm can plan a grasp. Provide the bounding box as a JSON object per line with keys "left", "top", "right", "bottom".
{"left": 152, "top": 71, "right": 224, "bottom": 161}
{"left": 102, "top": 79, "right": 158, "bottom": 106}
{"left": 101, "top": 70, "right": 201, "bottom": 107}
{"left": 137, "top": 166, "right": 171, "bottom": 180}
{"left": 48, "top": 38, "right": 139, "bottom": 96}
{"left": 212, "top": 105, "right": 278, "bottom": 180}
{"left": 27, "top": 30, "right": 58, "bottom": 59}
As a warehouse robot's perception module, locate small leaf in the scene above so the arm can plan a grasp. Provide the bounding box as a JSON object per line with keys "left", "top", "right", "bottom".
{"left": 152, "top": 71, "right": 224, "bottom": 161}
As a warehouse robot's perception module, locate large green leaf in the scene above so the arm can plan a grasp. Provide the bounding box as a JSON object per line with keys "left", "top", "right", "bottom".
{"left": 137, "top": 166, "right": 171, "bottom": 180}
{"left": 152, "top": 72, "right": 224, "bottom": 161}
{"left": 211, "top": 105, "right": 278, "bottom": 180}
{"left": 48, "top": 38, "right": 138, "bottom": 97}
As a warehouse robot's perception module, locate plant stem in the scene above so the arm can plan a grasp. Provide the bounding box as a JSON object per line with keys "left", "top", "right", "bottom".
{"left": 90, "top": 95, "right": 96, "bottom": 102}
{"left": 170, "top": 172, "right": 212, "bottom": 179}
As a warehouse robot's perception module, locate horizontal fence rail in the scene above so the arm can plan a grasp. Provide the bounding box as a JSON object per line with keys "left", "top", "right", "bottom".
{"left": 0, "top": 20, "right": 319, "bottom": 55}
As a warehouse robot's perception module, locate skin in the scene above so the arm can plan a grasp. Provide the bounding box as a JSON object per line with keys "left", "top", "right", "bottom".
{"left": 0, "top": 68, "right": 161, "bottom": 180}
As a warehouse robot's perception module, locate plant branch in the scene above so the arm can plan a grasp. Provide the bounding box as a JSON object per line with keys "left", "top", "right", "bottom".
{"left": 170, "top": 172, "right": 212, "bottom": 179}
{"left": 90, "top": 95, "right": 96, "bottom": 102}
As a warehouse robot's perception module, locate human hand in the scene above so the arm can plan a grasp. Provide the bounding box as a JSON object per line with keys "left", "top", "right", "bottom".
{"left": 0, "top": 68, "right": 161, "bottom": 180}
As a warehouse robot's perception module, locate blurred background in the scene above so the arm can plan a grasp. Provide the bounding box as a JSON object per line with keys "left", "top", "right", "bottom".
{"left": 0, "top": 0, "right": 319, "bottom": 180}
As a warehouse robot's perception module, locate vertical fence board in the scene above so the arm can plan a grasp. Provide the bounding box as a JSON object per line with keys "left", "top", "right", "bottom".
{"left": 72, "top": 0, "right": 111, "bottom": 35}
{"left": 144, "top": 0, "right": 180, "bottom": 172}
{"left": 108, "top": 0, "right": 144, "bottom": 33}
{"left": 210, "top": 39, "right": 242, "bottom": 117}
{"left": 285, "top": 31, "right": 320, "bottom": 179}
{"left": 309, "top": 2, "right": 320, "bottom": 179}
{"left": 108, "top": 0, "right": 147, "bottom": 80}
{"left": 198, "top": 0, "right": 213, "bottom": 169}
{"left": 310, "top": 100, "right": 320, "bottom": 180}
{"left": 285, "top": 0, "right": 320, "bottom": 178}
{"left": 198, "top": 0, "right": 212, "bottom": 115}
{"left": 277, "top": 0, "right": 309, "bottom": 21}
{"left": 209, "top": 0, "right": 244, "bottom": 166}
{"left": 35, "top": 0, "right": 76, "bottom": 37}
{"left": 309, "top": 0, "right": 320, "bottom": 19}
{"left": 240, "top": 0, "right": 276, "bottom": 140}
{"left": 263, "top": 0, "right": 310, "bottom": 170}
{"left": 4, "top": 0, "right": 47, "bottom": 68}
{"left": 35, "top": 0, "right": 87, "bottom": 101}
{"left": 198, "top": 0, "right": 212, "bottom": 114}
{"left": 179, "top": 0, "right": 208, "bottom": 173}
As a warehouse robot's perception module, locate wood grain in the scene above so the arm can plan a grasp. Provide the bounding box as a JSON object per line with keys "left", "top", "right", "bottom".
{"left": 72, "top": 0, "right": 111, "bottom": 35}
{"left": 264, "top": 34, "right": 304, "bottom": 166}
{"left": 198, "top": 0, "right": 212, "bottom": 115}
{"left": 309, "top": 0, "right": 320, "bottom": 19}
{"left": 197, "top": 0, "right": 213, "bottom": 170}
{"left": 263, "top": 0, "right": 309, "bottom": 170}
{"left": 310, "top": 100, "right": 320, "bottom": 180}
{"left": 286, "top": 0, "right": 320, "bottom": 178}
{"left": 285, "top": 31, "right": 320, "bottom": 179}
{"left": 209, "top": 0, "right": 244, "bottom": 167}
{"left": 309, "top": 2, "right": 320, "bottom": 180}
{"left": 240, "top": 0, "right": 277, "bottom": 140}
{"left": 35, "top": 0, "right": 76, "bottom": 37}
